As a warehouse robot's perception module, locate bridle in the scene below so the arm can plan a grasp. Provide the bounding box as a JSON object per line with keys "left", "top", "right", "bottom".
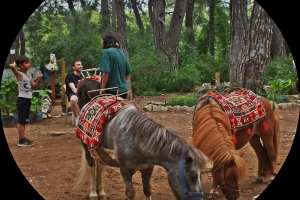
{"left": 179, "top": 155, "right": 204, "bottom": 200}
{"left": 212, "top": 165, "right": 240, "bottom": 196}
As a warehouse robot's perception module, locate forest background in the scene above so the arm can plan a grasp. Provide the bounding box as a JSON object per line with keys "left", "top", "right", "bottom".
{"left": 3, "top": 0, "right": 298, "bottom": 96}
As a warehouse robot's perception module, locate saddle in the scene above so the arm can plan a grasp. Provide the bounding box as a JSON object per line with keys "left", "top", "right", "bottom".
{"left": 75, "top": 95, "right": 140, "bottom": 149}
{"left": 197, "top": 88, "right": 267, "bottom": 141}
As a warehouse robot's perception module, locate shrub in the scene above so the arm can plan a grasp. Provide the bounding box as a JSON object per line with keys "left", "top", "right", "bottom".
{"left": 164, "top": 93, "right": 199, "bottom": 107}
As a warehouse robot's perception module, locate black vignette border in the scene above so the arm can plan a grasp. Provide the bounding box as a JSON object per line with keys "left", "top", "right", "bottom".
{"left": 1, "top": 0, "right": 299, "bottom": 200}
{"left": 0, "top": 0, "right": 45, "bottom": 199}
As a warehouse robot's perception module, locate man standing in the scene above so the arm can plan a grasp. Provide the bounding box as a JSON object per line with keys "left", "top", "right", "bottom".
{"left": 65, "top": 60, "right": 83, "bottom": 126}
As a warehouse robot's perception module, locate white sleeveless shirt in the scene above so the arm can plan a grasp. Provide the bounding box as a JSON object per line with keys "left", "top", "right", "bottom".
{"left": 18, "top": 72, "right": 32, "bottom": 98}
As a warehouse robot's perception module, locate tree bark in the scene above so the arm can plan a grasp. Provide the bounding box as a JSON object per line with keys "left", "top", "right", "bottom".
{"left": 19, "top": 27, "right": 25, "bottom": 55}
{"left": 244, "top": 1, "right": 273, "bottom": 91}
{"left": 130, "top": 0, "right": 144, "bottom": 35}
{"left": 270, "top": 21, "right": 286, "bottom": 58}
{"left": 67, "top": 0, "right": 76, "bottom": 14}
{"left": 111, "top": 0, "right": 117, "bottom": 32}
{"left": 229, "top": 0, "right": 248, "bottom": 87}
{"left": 115, "top": 0, "right": 129, "bottom": 59}
{"left": 229, "top": 0, "right": 273, "bottom": 92}
{"left": 101, "top": 0, "right": 110, "bottom": 32}
{"left": 115, "top": 0, "right": 132, "bottom": 100}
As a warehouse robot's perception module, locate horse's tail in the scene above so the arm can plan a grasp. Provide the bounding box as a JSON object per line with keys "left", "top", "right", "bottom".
{"left": 273, "top": 105, "right": 281, "bottom": 163}
{"left": 72, "top": 147, "right": 90, "bottom": 190}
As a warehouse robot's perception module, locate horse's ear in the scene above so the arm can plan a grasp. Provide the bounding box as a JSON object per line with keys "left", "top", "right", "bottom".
{"left": 185, "top": 156, "right": 194, "bottom": 164}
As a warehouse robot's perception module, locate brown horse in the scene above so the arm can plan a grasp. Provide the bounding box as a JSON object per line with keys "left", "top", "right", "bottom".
{"left": 192, "top": 88, "right": 280, "bottom": 200}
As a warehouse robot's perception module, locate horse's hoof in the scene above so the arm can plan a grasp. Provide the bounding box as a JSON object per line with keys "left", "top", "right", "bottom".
{"left": 98, "top": 195, "right": 107, "bottom": 200}
{"left": 89, "top": 196, "right": 98, "bottom": 200}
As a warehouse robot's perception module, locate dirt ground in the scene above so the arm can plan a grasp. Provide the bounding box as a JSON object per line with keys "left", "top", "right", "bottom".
{"left": 3, "top": 93, "right": 299, "bottom": 200}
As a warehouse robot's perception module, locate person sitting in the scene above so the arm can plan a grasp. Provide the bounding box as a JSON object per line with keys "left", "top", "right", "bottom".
{"left": 65, "top": 59, "right": 83, "bottom": 126}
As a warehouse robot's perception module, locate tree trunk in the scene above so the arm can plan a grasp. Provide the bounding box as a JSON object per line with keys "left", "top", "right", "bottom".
{"left": 111, "top": 0, "right": 117, "bottom": 32}
{"left": 244, "top": 1, "right": 273, "bottom": 91}
{"left": 185, "top": 0, "right": 196, "bottom": 46}
{"left": 152, "top": 0, "right": 187, "bottom": 69}
{"left": 115, "top": 0, "right": 129, "bottom": 59}
{"left": 229, "top": 0, "right": 248, "bottom": 86}
{"left": 115, "top": 0, "right": 132, "bottom": 100}
{"left": 148, "top": 0, "right": 154, "bottom": 27}
{"left": 101, "top": 0, "right": 110, "bottom": 32}
{"left": 208, "top": 0, "right": 216, "bottom": 56}
{"left": 67, "top": 0, "right": 76, "bottom": 14}
{"left": 19, "top": 27, "right": 25, "bottom": 55}
{"left": 130, "top": 0, "right": 144, "bottom": 35}
{"left": 229, "top": 1, "right": 273, "bottom": 92}
{"left": 271, "top": 21, "right": 286, "bottom": 58}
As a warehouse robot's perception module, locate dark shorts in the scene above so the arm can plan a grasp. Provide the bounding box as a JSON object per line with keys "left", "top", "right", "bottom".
{"left": 106, "top": 91, "right": 128, "bottom": 99}
{"left": 17, "top": 97, "right": 31, "bottom": 124}
{"left": 67, "top": 93, "right": 76, "bottom": 101}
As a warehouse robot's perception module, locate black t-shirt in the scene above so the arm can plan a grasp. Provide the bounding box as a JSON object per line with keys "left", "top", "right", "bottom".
{"left": 65, "top": 73, "right": 83, "bottom": 96}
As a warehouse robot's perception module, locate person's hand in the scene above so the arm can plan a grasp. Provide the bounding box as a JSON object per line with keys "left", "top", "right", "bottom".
{"left": 292, "top": 60, "right": 295, "bottom": 65}
{"left": 99, "top": 90, "right": 105, "bottom": 95}
{"left": 37, "top": 71, "right": 43, "bottom": 79}
{"left": 9, "top": 62, "right": 16, "bottom": 68}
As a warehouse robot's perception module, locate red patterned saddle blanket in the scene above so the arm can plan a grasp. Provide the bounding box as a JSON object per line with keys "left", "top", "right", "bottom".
{"left": 75, "top": 95, "right": 140, "bottom": 148}
{"left": 198, "top": 89, "right": 266, "bottom": 130}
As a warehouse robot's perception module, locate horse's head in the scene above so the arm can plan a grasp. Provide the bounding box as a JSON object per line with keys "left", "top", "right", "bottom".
{"left": 168, "top": 154, "right": 206, "bottom": 200}
{"left": 212, "top": 151, "right": 245, "bottom": 200}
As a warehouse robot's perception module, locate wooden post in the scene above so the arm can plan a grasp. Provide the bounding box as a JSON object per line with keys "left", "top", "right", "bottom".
{"left": 215, "top": 72, "right": 220, "bottom": 85}
{"left": 61, "top": 60, "right": 66, "bottom": 112}
{"left": 51, "top": 71, "right": 56, "bottom": 106}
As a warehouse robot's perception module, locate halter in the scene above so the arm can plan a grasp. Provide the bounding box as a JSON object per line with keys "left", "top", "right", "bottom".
{"left": 179, "top": 155, "right": 204, "bottom": 200}
{"left": 212, "top": 165, "right": 240, "bottom": 194}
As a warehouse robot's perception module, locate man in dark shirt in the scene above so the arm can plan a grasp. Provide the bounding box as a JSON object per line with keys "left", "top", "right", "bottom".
{"left": 65, "top": 60, "right": 83, "bottom": 126}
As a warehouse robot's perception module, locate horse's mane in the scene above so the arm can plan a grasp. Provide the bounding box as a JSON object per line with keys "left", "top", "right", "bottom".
{"left": 109, "top": 105, "right": 207, "bottom": 167}
{"left": 192, "top": 101, "right": 247, "bottom": 179}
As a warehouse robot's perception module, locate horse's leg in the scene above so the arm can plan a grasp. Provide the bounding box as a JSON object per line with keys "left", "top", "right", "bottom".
{"left": 140, "top": 165, "right": 154, "bottom": 200}
{"left": 96, "top": 163, "right": 107, "bottom": 200}
{"left": 119, "top": 167, "right": 135, "bottom": 200}
{"left": 88, "top": 165, "right": 98, "bottom": 200}
{"left": 259, "top": 128, "right": 277, "bottom": 183}
{"left": 249, "top": 134, "right": 270, "bottom": 183}
{"left": 82, "top": 143, "right": 98, "bottom": 199}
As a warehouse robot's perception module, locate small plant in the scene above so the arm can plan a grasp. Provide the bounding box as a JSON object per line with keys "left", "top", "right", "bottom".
{"left": 0, "top": 75, "right": 18, "bottom": 116}
{"left": 164, "top": 93, "right": 199, "bottom": 107}
{"left": 268, "top": 79, "right": 292, "bottom": 110}
{"left": 30, "top": 89, "right": 52, "bottom": 116}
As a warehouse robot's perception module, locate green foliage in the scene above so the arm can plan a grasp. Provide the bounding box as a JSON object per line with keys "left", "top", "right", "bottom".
{"left": 0, "top": 76, "right": 18, "bottom": 116}
{"left": 30, "top": 89, "right": 52, "bottom": 116}
{"left": 196, "top": 54, "right": 229, "bottom": 84}
{"left": 265, "top": 55, "right": 297, "bottom": 87}
{"left": 164, "top": 93, "right": 199, "bottom": 107}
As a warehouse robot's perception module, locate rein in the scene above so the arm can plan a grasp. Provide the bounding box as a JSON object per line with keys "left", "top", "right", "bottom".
{"left": 212, "top": 165, "right": 240, "bottom": 194}
{"left": 179, "top": 155, "right": 204, "bottom": 200}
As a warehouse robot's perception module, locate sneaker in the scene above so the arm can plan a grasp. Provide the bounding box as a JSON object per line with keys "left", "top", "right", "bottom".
{"left": 18, "top": 137, "right": 34, "bottom": 147}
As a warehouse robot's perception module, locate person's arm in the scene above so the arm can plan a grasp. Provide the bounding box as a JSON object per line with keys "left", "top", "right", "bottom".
{"left": 100, "top": 72, "right": 109, "bottom": 94}
{"left": 9, "top": 62, "right": 22, "bottom": 80}
{"left": 31, "top": 71, "right": 43, "bottom": 89}
{"left": 125, "top": 73, "right": 131, "bottom": 81}
{"left": 68, "top": 82, "right": 77, "bottom": 94}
